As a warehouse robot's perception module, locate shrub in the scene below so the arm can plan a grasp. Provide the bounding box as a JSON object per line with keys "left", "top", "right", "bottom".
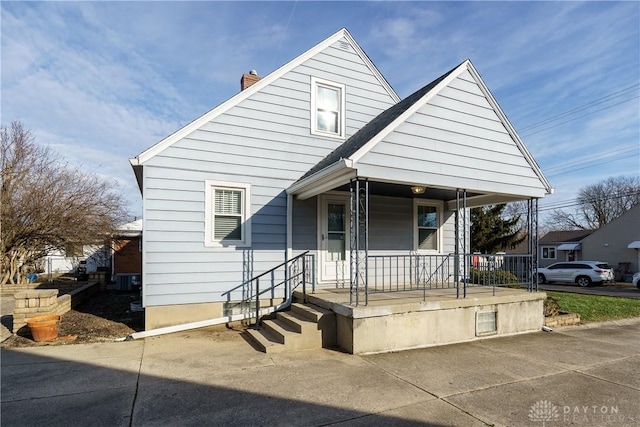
{"left": 469, "top": 267, "right": 519, "bottom": 286}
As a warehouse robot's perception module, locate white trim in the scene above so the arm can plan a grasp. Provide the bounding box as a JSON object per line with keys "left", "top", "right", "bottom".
{"left": 465, "top": 61, "right": 553, "bottom": 195}
{"left": 286, "top": 158, "right": 354, "bottom": 196}
{"left": 446, "top": 194, "right": 526, "bottom": 210}
{"left": 286, "top": 193, "right": 293, "bottom": 260}
{"left": 133, "top": 28, "right": 399, "bottom": 164}
{"left": 413, "top": 199, "right": 444, "bottom": 253}
{"left": 318, "top": 193, "right": 350, "bottom": 284}
{"left": 310, "top": 77, "right": 346, "bottom": 139}
{"left": 342, "top": 31, "right": 399, "bottom": 104}
{"left": 347, "top": 60, "right": 553, "bottom": 197}
{"left": 295, "top": 170, "right": 356, "bottom": 201}
{"left": 204, "top": 180, "right": 252, "bottom": 248}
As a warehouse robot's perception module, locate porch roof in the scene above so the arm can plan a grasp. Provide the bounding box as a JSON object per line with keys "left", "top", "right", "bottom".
{"left": 557, "top": 243, "right": 581, "bottom": 251}
{"left": 287, "top": 60, "right": 553, "bottom": 207}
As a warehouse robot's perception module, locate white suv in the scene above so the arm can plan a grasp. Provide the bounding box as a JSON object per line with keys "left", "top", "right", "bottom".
{"left": 538, "top": 261, "right": 614, "bottom": 287}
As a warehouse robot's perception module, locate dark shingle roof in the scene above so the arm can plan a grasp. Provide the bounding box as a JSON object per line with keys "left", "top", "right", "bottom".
{"left": 539, "top": 230, "right": 595, "bottom": 244}
{"left": 298, "top": 61, "right": 463, "bottom": 181}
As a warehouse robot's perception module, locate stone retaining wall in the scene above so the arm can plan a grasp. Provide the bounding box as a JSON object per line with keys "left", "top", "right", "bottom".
{"left": 1, "top": 271, "right": 107, "bottom": 296}
{"left": 544, "top": 312, "right": 580, "bottom": 328}
{"left": 12, "top": 281, "right": 102, "bottom": 334}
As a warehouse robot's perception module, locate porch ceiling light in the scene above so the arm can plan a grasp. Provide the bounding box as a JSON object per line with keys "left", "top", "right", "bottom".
{"left": 411, "top": 186, "right": 426, "bottom": 195}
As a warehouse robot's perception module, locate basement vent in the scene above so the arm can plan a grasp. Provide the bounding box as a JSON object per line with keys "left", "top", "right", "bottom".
{"left": 476, "top": 311, "right": 497, "bottom": 336}
{"left": 338, "top": 41, "right": 350, "bottom": 50}
{"left": 223, "top": 300, "right": 257, "bottom": 317}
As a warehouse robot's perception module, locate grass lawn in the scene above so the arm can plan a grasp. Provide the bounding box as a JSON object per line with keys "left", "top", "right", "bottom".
{"left": 546, "top": 291, "right": 640, "bottom": 322}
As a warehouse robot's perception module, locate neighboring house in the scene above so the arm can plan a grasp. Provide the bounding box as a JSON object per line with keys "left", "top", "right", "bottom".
{"left": 42, "top": 243, "right": 110, "bottom": 277}
{"left": 130, "top": 28, "right": 553, "bottom": 330}
{"left": 582, "top": 204, "right": 640, "bottom": 278}
{"left": 40, "top": 220, "right": 142, "bottom": 281}
{"left": 538, "top": 230, "right": 595, "bottom": 267}
{"left": 112, "top": 219, "right": 142, "bottom": 278}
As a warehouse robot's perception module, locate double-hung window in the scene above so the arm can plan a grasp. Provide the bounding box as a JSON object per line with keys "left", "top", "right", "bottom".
{"left": 205, "top": 181, "right": 251, "bottom": 247}
{"left": 414, "top": 200, "right": 441, "bottom": 252}
{"left": 541, "top": 246, "right": 556, "bottom": 260}
{"left": 311, "top": 77, "right": 345, "bottom": 139}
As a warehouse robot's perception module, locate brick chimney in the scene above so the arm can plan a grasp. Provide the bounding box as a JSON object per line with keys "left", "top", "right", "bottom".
{"left": 240, "top": 70, "right": 260, "bottom": 91}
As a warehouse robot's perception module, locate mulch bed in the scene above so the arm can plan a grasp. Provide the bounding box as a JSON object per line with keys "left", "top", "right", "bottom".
{"left": 2, "top": 290, "right": 144, "bottom": 348}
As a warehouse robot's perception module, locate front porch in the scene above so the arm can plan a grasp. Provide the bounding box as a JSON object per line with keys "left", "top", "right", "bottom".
{"left": 230, "top": 250, "right": 547, "bottom": 354}
{"left": 298, "top": 286, "right": 545, "bottom": 354}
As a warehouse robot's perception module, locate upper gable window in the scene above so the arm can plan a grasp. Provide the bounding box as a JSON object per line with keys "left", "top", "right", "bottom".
{"left": 311, "top": 77, "right": 345, "bottom": 139}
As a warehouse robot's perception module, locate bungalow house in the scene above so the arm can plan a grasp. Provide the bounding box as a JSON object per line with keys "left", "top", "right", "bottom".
{"left": 130, "top": 29, "right": 553, "bottom": 352}
{"left": 581, "top": 204, "right": 640, "bottom": 278}
{"left": 538, "top": 229, "right": 595, "bottom": 268}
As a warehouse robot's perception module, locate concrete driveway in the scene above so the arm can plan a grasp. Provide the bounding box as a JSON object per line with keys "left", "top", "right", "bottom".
{"left": 2, "top": 318, "right": 639, "bottom": 426}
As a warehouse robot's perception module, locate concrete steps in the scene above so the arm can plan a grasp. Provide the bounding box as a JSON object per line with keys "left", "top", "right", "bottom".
{"left": 245, "top": 302, "right": 335, "bottom": 353}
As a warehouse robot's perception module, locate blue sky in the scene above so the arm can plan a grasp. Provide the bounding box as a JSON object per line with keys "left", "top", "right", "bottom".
{"left": 2, "top": 1, "right": 639, "bottom": 224}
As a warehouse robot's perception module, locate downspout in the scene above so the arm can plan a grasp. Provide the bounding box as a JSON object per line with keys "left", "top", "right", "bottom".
{"left": 119, "top": 304, "right": 287, "bottom": 341}
{"left": 287, "top": 193, "right": 293, "bottom": 260}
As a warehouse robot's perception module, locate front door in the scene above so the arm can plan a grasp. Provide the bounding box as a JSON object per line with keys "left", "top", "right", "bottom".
{"left": 320, "top": 195, "right": 349, "bottom": 284}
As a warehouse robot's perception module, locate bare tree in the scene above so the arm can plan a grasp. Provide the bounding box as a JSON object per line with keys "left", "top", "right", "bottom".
{"left": 1, "top": 121, "right": 128, "bottom": 285}
{"left": 546, "top": 176, "right": 640, "bottom": 230}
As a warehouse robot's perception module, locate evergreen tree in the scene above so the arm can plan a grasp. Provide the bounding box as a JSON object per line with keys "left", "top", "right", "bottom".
{"left": 471, "top": 204, "right": 524, "bottom": 253}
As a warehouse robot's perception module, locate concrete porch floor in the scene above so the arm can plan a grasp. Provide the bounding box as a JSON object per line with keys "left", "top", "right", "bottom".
{"left": 296, "top": 286, "right": 546, "bottom": 354}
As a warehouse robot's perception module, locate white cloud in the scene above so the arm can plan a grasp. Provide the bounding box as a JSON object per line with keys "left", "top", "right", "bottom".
{"left": 1, "top": 1, "right": 638, "bottom": 223}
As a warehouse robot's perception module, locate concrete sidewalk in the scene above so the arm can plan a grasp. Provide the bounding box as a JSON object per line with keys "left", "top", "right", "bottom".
{"left": 2, "top": 318, "right": 639, "bottom": 426}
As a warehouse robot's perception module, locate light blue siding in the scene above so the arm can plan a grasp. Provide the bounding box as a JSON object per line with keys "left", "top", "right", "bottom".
{"left": 357, "top": 70, "right": 547, "bottom": 198}
{"left": 141, "top": 38, "right": 397, "bottom": 306}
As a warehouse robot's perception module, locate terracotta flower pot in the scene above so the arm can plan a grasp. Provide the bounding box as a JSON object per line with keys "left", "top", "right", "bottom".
{"left": 26, "top": 314, "right": 61, "bottom": 342}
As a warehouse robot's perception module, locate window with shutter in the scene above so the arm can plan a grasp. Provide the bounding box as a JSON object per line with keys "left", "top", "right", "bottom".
{"left": 205, "top": 181, "right": 251, "bottom": 247}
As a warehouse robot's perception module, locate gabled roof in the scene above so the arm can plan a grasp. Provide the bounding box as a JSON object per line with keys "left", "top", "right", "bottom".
{"left": 539, "top": 230, "right": 595, "bottom": 244}
{"left": 289, "top": 59, "right": 553, "bottom": 199}
{"left": 299, "top": 62, "right": 461, "bottom": 180}
{"left": 130, "top": 28, "right": 399, "bottom": 166}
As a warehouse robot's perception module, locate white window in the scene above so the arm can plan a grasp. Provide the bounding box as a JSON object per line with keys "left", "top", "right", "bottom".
{"left": 541, "top": 246, "right": 556, "bottom": 260}
{"left": 311, "top": 77, "right": 345, "bottom": 139}
{"left": 414, "top": 200, "right": 442, "bottom": 252}
{"left": 205, "top": 181, "right": 251, "bottom": 247}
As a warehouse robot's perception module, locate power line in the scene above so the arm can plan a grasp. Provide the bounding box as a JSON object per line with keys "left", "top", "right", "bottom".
{"left": 520, "top": 95, "right": 640, "bottom": 138}
{"left": 538, "top": 190, "right": 640, "bottom": 212}
{"left": 544, "top": 145, "right": 638, "bottom": 173}
{"left": 544, "top": 145, "right": 639, "bottom": 177}
{"left": 518, "top": 83, "right": 640, "bottom": 132}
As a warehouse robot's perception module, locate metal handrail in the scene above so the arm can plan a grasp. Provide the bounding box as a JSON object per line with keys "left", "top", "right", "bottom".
{"left": 221, "top": 251, "right": 310, "bottom": 328}
{"left": 221, "top": 251, "right": 309, "bottom": 297}
{"left": 366, "top": 253, "right": 534, "bottom": 300}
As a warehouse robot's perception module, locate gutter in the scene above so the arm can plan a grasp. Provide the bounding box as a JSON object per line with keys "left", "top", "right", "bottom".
{"left": 286, "top": 158, "right": 353, "bottom": 195}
